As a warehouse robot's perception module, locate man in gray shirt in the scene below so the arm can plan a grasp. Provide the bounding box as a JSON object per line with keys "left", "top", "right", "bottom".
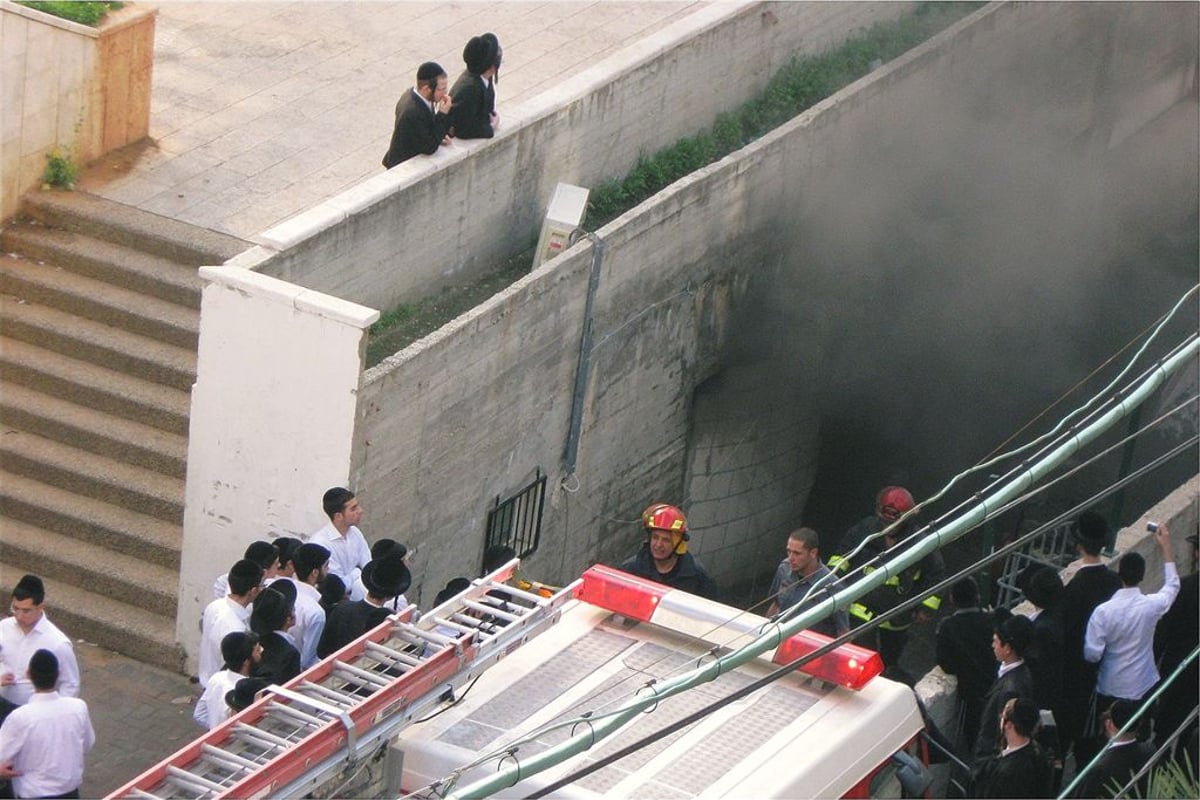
{"left": 767, "top": 528, "right": 849, "bottom": 638}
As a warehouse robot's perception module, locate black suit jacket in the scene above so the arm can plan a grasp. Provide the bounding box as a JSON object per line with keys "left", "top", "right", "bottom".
{"left": 974, "top": 741, "right": 1053, "bottom": 798}
{"left": 937, "top": 609, "right": 997, "bottom": 700}
{"left": 317, "top": 599, "right": 391, "bottom": 659}
{"left": 382, "top": 89, "right": 451, "bottom": 168}
{"left": 449, "top": 71, "right": 495, "bottom": 140}
{"left": 1027, "top": 607, "right": 1065, "bottom": 713}
{"left": 974, "top": 663, "right": 1035, "bottom": 762}
{"left": 253, "top": 631, "right": 302, "bottom": 685}
{"left": 1072, "top": 740, "right": 1154, "bottom": 798}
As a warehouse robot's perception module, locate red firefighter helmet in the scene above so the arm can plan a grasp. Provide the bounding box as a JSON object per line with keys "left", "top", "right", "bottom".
{"left": 643, "top": 503, "right": 689, "bottom": 555}
{"left": 876, "top": 486, "right": 915, "bottom": 523}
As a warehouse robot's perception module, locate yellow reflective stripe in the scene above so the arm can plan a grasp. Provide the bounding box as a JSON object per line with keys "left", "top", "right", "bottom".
{"left": 879, "top": 620, "right": 911, "bottom": 631}
{"left": 828, "top": 555, "right": 849, "bottom": 573}
{"left": 883, "top": 575, "right": 900, "bottom": 587}
{"left": 922, "top": 595, "right": 942, "bottom": 611}
{"left": 849, "top": 602, "right": 873, "bottom": 622}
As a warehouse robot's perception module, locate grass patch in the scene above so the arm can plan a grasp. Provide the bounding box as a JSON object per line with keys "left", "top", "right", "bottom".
{"left": 366, "top": 248, "right": 534, "bottom": 367}
{"left": 366, "top": 1, "right": 981, "bottom": 365}
{"left": 18, "top": 1, "right": 123, "bottom": 26}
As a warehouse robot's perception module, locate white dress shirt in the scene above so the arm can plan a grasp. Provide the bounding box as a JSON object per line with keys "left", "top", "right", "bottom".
{"left": 310, "top": 522, "right": 372, "bottom": 588}
{"left": 198, "top": 596, "right": 251, "bottom": 688}
{"left": 194, "top": 668, "right": 241, "bottom": 730}
{"left": 1085, "top": 562, "right": 1180, "bottom": 699}
{"left": 0, "top": 614, "right": 80, "bottom": 705}
{"left": 289, "top": 579, "right": 326, "bottom": 670}
{"left": 0, "top": 690, "right": 95, "bottom": 797}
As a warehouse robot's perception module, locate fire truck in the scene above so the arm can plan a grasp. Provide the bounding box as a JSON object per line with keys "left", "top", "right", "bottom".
{"left": 111, "top": 563, "right": 931, "bottom": 800}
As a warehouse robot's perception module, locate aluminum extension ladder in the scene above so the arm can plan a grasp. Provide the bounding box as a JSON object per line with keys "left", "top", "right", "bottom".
{"left": 108, "top": 562, "right": 580, "bottom": 799}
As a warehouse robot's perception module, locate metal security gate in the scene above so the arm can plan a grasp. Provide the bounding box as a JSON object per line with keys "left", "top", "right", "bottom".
{"left": 485, "top": 469, "right": 546, "bottom": 561}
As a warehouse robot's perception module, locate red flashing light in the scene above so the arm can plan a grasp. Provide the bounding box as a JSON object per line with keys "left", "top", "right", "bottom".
{"left": 577, "top": 565, "right": 669, "bottom": 622}
{"left": 772, "top": 629, "right": 884, "bottom": 691}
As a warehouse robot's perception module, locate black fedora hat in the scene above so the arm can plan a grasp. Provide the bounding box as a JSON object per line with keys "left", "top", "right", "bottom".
{"left": 362, "top": 551, "right": 412, "bottom": 599}
{"left": 226, "top": 677, "right": 270, "bottom": 713}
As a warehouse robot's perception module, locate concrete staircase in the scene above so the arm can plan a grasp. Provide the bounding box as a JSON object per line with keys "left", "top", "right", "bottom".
{"left": 0, "top": 190, "right": 247, "bottom": 672}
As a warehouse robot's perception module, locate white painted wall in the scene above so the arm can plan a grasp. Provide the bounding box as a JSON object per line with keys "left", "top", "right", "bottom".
{"left": 176, "top": 266, "right": 378, "bottom": 667}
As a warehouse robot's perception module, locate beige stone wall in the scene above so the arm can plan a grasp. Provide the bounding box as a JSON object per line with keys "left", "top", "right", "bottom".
{"left": 0, "top": 1, "right": 155, "bottom": 220}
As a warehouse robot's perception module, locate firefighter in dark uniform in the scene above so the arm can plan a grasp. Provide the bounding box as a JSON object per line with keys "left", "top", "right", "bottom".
{"left": 829, "top": 486, "right": 944, "bottom": 668}
{"left": 620, "top": 504, "right": 719, "bottom": 600}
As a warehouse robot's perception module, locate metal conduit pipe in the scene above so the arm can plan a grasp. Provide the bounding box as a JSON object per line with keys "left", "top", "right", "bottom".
{"left": 444, "top": 335, "right": 1200, "bottom": 800}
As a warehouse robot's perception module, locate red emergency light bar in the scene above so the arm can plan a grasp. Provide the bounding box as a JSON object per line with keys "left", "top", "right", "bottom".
{"left": 577, "top": 565, "right": 883, "bottom": 690}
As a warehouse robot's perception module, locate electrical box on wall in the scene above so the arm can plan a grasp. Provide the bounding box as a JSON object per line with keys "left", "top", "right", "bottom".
{"left": 533, "top": 182, "right": 590, "bottom": 268}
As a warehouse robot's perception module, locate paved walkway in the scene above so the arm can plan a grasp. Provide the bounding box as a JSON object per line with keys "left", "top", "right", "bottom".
{"left": 79, "top": 1, "right": 708, "bottom": 240}
{"left": 64, "top": 3, "right": 712, "bottom": 794}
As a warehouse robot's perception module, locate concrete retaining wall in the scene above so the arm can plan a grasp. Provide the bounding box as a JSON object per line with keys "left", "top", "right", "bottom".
{"left": 239, "top": 1, "right": 916, "bottom": 310}
{"left": 0, "top": 1, "right": 154, "bottom": 219}
{"left": 350, "top": 0, "right": 1198, "bottom": 609}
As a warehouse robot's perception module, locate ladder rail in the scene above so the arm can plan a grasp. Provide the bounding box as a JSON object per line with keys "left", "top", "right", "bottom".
{"left": 108, "top": 563, "right": 578, "bottom": 799}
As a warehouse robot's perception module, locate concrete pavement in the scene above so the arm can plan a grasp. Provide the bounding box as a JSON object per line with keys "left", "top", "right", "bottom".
{"left": 79, "top": 1, "right": 708, "bottom": 240}
{"left": 60, "top": 3, "right": 713, "bottom": 794}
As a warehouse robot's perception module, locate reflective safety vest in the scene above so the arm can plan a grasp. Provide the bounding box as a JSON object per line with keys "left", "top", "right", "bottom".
{"left": 829, "top": 558, "right": 942, "bottom": 631}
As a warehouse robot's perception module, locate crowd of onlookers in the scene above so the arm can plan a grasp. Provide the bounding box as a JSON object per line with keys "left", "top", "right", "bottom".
{"left": 0, "top": 482, "right": 1194, "bottom": 799}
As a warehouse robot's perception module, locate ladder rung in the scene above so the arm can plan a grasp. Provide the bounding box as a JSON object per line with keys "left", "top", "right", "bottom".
{"left": 128, "top": 789, "right": 164, "bottom": 800}
{"left": 166, "top": 764, "right": 227, "bottom": 793}
{"left": 365, "top": 639, "right": 425, "bottom": 668}
{"left": 334, "top": 660, "right": 392, "bottom": 687}
{"left": 301, "top": 680, "right": 358, "bottom": 707}
{"left": 233, "top": 721, "right": 294, "bottom": 749}
{"left": 201, "top": 742, "right": 261, "bottom": 772}
{"left": 267, "top": 700, "right": 328, "bottom": 728}
{"left": 429, "top": 615, "right": 478, "bottom": 636}
{"left": 481, "top": 580, "right": 547, "bottom": 606}
{"left": 462, "top": 598, "right": 522, "bottom": 622}
{"left": 404, "top": 624, "right": 459, "bottom": 647}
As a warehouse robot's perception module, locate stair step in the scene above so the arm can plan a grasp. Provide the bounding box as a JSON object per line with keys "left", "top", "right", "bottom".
{"left": 0, "top": 428, "right": 184, "bottom": 524}
{"left": 0, "top": 338, "right": 190, "bottom": 435}
{"left": 1, "top": 225, "right": 204, "bottom": 308}
{"left": 0, "top": 383, "right": 187, "bottom": 479}
{"left": 0, "top": 293, "right": 196, "bottom": 391}
{"left": 0, "top": 566, "right": 184, "bottom": 673}
{"left": 0, "top": 252, "right": 198, "bottom": 349}
{"left": 1, "top": 518, "right": 179, "bottom": 617}
{"left": 0, "top": 471, "right": 180, "bottom": 569}
{"left": 20, "top": 190, "right": 248, "bottom": 266}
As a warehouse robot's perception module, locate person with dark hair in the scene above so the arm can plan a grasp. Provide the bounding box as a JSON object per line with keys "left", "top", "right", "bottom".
{"left": 0, "top": 649, "right": 94, "bottom": 799}
{"left": 311, "top": 487, "right": 372, "bottom": 591}
{"left": 1071, "top": 699, "right": 1155, "bottom": 799}
{"left": 830, "top": 487, "right": 944, "bottom": 668}
{"left": 450, "top": 33, "right": 501, "bottom": 139}
{"left": 1085, "top": 525, "right": 1179, "bottom": 710}
{"left": 974, "top": 615, "right": 1036, "bottom": 763}
{"left": 288, "top": 542, "right": 331, "bottom": 669}
{"left": 194, "top": 631, "right": 261, "bottom": 730}
{"left": 250, "top": 587, "right": 301, "bottom": 685}
{"left": 198, "top": 559, "right": 263, "bottom": 688}
{"left": 1022, "top": 566, "right": 1065, "bottom": 725}
{"left": 0, "top": 575, "right": 80, "bottom": 706}
{"left": 212, "top": 540, "right": 280, "bottom": 599}
{"left": 1061, "top": 510, "right": 1124, "bottom": 767}
{"left": 766, "top": 528, "right": 849, "bottom": 638}
{"left": 271, "top": 536, "right": 303, "bottom": 582}
{"left": 318, "top": 574, "right": 347, "bottom": 615}
{"left": 317, "top": 550, "right": 412, "bottom": 659}
{"left": 382, "top": 61, "right": 453, "bottom": 168}
{"left": 936, "top": 577, "right": 997, "bottom": 752}
{"left": 973, "top": 697, "right": 1053, "bottom": 798}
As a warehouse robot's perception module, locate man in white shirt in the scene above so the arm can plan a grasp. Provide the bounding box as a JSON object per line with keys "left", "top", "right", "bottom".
{"left": 198, "top": 560, "right": 263, "bottom": 688}
{"left": 288, "top": 543, "right": 331, "bottom": 669}
{"left": 194, "top": 632, "right": 260, "bottom": 731}
{"left": 0, "top": 575, "right": 80, "bottom": 706}
{"left": 212, "top": 541, "right": 279, "bottom": 599}
{"left": 0, "top": 649, "right": 95, "bottom": 799}
{"left": 310, "top": 487, "right": 372, "bottom": 590}
{"left": 1085, "top": 524, "right": 1180, "bottom": 704}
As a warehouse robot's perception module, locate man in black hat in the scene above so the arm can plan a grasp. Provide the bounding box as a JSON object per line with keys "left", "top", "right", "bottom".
{"left": 194, "top": 631, "right": 260, "bottom": 730}
{"left": 450, "top": 33, "right": 501, "bottom": 140}
{"left": 382, "top": 61, "right": 453, "bottom": 168}
{"left": 250, "top": 586, "right": 301, "bottom": 685}
{"left": 317, "top": 550, "right": 412, "bottom": 659}
{"left": 288, "top": 542, "right": 331, "bottom": 670}
{"left": 0, "top": 575, "right": 80, "bottom": 707}
{"left": 1060, "top": 510, "right": 1122, "bottom": 767}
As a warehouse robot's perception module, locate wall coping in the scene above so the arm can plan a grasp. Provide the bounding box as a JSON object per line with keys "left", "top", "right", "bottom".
{"left": 198, "top": 265, "right": 379, "bottom": 329}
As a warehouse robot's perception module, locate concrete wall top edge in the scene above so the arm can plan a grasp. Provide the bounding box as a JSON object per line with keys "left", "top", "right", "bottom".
{"left": 199, "top": 265, "right": 378, "bottom": 328}
{"left": 1, "top": 0, "right": 100, "bottom": 37}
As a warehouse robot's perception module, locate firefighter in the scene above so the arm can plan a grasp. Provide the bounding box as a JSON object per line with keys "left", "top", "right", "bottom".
{"left": 829, "top": 486, "right": 944, "bottom": 668}
{"left": 619, "top": 503, "right": 719, "bottom": 600}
